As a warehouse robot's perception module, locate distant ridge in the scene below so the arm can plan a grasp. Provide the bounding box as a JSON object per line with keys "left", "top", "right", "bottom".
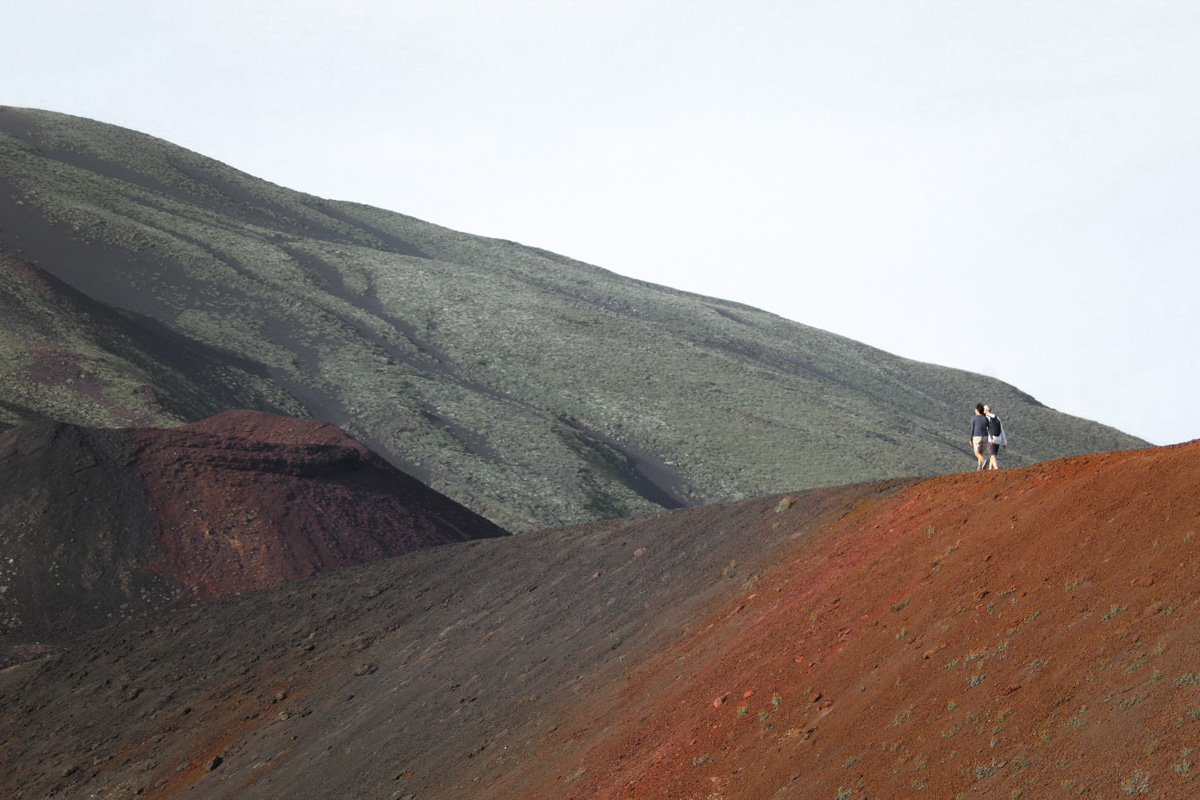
{"left": 0, "top": 106, "right": 1149, "bottom": 529}
{"left": 0, "top": 410, "right": 508, "bottom": 664}
{"left": 1, "top": 440, "right": 1196, "bottom": 798}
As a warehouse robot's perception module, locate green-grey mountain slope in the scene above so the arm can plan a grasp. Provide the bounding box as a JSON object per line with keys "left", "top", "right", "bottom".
{"left": 0, "top": 107, "right": 1148, "bottom": 530}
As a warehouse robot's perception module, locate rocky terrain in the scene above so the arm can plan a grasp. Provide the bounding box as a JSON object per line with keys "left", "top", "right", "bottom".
{"left": 0, "top": 410, "right": 508, "bottom": 665}
{"left": 2, "top": 439, "right": 1195, "bottom": 798}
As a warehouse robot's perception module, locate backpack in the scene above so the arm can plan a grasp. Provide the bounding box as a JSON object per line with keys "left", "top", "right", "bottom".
{"left": 988, "top": 415, "right": 1002, "bottom": 437}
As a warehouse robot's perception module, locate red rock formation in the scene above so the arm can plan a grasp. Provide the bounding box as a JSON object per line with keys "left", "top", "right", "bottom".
{"left": 132, "top": 410, "right": 508, "bottom": 601}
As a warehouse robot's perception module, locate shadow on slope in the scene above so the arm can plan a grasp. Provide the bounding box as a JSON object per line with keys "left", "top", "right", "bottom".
{"left": 0, "top": 252, "right": 303, "bottom": 429}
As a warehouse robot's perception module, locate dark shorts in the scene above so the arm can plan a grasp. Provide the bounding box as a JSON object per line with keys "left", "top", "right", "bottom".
{"left": 990, "top": 441, "right": 1001, "bottom": 456}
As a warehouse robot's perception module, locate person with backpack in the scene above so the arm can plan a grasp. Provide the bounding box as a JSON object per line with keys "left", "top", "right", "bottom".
{"left": 983, "top": 404, "right": 1007, "bottom": 469}
{"left": 970, "top": 403, "right": 991, "bottom": 471}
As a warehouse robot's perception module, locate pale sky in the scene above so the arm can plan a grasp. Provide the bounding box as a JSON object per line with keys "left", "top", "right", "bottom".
{"left": 5, "top": 1, "right": 1199, "bottom": 445}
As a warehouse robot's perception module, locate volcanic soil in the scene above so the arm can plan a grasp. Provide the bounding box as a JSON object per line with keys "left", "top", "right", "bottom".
{"left": 1, "top": 441, "right": 1199, "bottom": 799}
{"left": 0, "top": 410, "right": 507, "bottom": 664}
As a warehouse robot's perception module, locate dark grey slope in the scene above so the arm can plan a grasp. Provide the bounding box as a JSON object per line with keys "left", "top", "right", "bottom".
{"left": 0, "top": 106, "right": 1147, "bottom": 530}
{"left": 0, "top": 421, "right": 167, "bottom": 662}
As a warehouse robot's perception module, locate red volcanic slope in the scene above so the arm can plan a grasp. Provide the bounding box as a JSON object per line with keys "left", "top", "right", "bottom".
{"left": 0, "top": 409, "right": 507, "bottom": 660}
{"left": 1, "top": 441, "right": 1198, "bottom": 799}
{"left": 545, "top": 443, "right": 1200, "bottom": 800}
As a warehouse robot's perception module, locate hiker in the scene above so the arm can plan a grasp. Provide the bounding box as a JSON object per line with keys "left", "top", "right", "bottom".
{"left": 970, "top": 403, "right": 990, "bottom": 471}
{"left": 984, "top": 404, "right": 1007, "bottom": 469}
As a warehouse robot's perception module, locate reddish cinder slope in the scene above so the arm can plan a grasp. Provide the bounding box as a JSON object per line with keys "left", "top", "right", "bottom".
{"left": 131, "top": 410, "right": 509, "bottom": 600}
{"left": 0, "top": 410, "right": 507, "bottom": 662}
{"left": 534, "top": 442, "right": 1200, "bottom": 799}
{"left": 1, "top": 442, "right": 1197, "bottom": 800}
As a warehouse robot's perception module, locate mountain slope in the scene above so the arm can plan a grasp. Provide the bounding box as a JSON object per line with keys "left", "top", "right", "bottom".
{"left": 0, "top": 106, "right": 1148, "bottom": 529}
{"left": 1, "top": 441, "right": 1196, "bottom": 798}
{"left": 0, "top": 410, "right": 508, "bottom": 664}
{"left": 0, "top": 251, "right": 302, "bottom": 429}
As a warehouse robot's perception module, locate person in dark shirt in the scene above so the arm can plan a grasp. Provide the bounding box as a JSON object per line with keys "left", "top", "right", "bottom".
{"left": 970, "top": 403, "right": 990, "bottom": 471}
{"left": 984, "top": 404, "right": 1007, "bottom": 469}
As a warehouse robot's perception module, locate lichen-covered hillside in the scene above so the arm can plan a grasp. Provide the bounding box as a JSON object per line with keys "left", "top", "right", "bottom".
{"left": 0, "top": 106, "right": 1147, "bottom": 530}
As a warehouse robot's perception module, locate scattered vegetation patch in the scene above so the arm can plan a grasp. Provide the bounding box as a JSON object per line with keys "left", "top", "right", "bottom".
{"left": 1102, "top": 603, "right": 1129, "bottom": 621}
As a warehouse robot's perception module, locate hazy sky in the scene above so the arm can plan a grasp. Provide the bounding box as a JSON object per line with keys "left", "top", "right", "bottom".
{"left": 5, "top": 1, "right": 1199, "bottom": 445}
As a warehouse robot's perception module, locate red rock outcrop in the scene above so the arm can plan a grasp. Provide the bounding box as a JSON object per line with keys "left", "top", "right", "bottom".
{"left": 0, "top": 410, "right": 507, "bottom": 663}
{"left": 131, "top": 410, "right": 508, "bottom": 601}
